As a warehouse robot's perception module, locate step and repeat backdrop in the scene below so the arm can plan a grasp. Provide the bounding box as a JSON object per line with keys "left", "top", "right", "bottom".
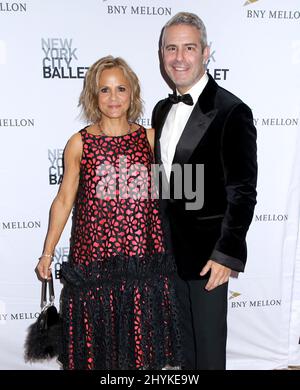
{"left": 0, "top": 0, "right": 300, "bottom": 370}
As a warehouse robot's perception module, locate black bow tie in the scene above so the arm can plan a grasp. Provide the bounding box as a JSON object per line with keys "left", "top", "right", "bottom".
{"left": 168, "top": 93, "right": 193, "bottom": 106}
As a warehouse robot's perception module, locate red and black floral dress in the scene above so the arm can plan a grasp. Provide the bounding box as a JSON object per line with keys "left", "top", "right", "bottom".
{"left": 59, "top": 126, "right": 181, "bottom": 369}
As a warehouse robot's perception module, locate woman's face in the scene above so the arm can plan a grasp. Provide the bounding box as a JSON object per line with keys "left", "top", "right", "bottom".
{"left": 97, "top": 67, "right": 131, "bottom": 122}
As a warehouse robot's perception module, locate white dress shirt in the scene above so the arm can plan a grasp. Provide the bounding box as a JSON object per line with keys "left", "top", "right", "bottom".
{"left": 160, "top": 73, "right": 209, "bottom": 180}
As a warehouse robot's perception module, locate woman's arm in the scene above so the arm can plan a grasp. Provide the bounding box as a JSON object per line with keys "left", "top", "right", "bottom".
{"left": 37, "top": 132, "right": 82, "bottom": 279}
{"left": 146, "top": 127, "right": 155, "bottom": 152}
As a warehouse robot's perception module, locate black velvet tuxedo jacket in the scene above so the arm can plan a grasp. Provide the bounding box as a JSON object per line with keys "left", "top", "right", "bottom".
{"left": 152, "top": 74, "right": 257, "bottom": 280}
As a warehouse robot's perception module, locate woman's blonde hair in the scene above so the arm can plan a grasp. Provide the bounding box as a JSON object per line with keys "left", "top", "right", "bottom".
{"left": 79, "top": 55, "right": 143, "bottom": 123}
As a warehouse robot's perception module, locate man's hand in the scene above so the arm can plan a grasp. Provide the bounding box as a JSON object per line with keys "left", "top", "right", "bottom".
{"left": 200, "top": 260, "right": 231, "bottom": 291}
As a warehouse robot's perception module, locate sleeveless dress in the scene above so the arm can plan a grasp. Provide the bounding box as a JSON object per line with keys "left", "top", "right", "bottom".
{"left": 59, "top": 126, "right": 182, "bottom": 370}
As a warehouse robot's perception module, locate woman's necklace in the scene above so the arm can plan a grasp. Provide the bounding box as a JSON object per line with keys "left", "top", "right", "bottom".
{"left": 97, "top": 122, "right": 132, "bottom": 137}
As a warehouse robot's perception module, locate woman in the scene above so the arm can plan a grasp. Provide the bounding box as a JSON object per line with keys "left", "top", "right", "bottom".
{"left": 36, "top": 56, "right": 181, "bottom": 370}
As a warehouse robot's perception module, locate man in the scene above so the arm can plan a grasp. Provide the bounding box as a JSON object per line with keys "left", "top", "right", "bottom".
{"left": 152, "top": 12, "right": 257, "bottom": 369}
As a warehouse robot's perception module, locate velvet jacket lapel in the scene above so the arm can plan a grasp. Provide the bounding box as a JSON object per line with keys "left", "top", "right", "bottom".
{"left": 172, "top": 74, "right": 218, "bottom": 166}
{"left": 155, "top": 74, "right": 219, "bottom": 166}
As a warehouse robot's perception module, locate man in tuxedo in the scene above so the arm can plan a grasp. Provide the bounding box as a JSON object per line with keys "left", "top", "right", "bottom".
{"left": 152, "top": 12, "right": 257, "bottom": 369}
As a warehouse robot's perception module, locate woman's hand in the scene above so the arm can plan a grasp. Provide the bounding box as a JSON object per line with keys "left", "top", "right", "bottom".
{"left": 36, "top": 255, "right": 53, "bottom": 280}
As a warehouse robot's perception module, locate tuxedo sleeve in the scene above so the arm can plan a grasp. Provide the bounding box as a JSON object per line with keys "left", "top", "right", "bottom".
{"left": 210, "top": 103, "right": 257, "bottom": 272}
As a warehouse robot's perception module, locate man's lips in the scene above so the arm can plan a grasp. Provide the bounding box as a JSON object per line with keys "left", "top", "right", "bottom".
{"left": 172, "top": 66, "right": 189, "bottom": 72}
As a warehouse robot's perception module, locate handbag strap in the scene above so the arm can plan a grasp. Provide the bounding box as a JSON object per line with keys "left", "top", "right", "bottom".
{"left": 41, "top": 274, "right": 55, "bottom": 308}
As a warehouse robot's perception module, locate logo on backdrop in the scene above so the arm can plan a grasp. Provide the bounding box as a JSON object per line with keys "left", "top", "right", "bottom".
{"left": 244, "top": 0, "right": 260, "bottom": 5}
{"left": 48, "top": 148, "right": 64, "bottom": 185}
{"left": 1, "top": 220, "right": 41, "bottom": 230}
{"left": 255, "top": 214, "right": 288, "bottom": 222}
{"left": 42, "top": 38, "right": 89, "bottom": 79}
{"left": 253, "top": 117, "right": 299, "bottom": 127}
{"left": 229, "top": 290, "right": 242, "bottom": 300}
{"left": 207, "top": 42, "right": 230, "bottom": 81}
{"left": 53, "top": 246, "right": 69, "bottom": 279}
{"left": 138, "top": 117, "right": 151, "bottom": 128}
{"left": 229, "top": 291, "right": 281, "bottom": 309}
{"left": 245, "top": 1, "right": 300, "bottom": 20}
{"left": 0, "top": 312, "right": 40, "bottom": 323}
{"left": 0, "top": 118, "right": 34, "bottom": 127}
{"left": 0, "top": 2, "right": 27, "bottom": 12}
{"left": 1, "top": 302, "right": 40, "bottom": 323}
{"left": 101, "top": 0, "right": 172, "bottom": 16}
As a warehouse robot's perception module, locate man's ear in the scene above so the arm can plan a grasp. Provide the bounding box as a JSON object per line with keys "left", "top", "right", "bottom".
{"left": 202, "top": 45, "right": 210, "bottom": 65}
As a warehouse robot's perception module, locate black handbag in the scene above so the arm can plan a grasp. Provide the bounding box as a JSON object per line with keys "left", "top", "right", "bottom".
{"left": 24, "top": 275, "right": 62, "bottom": 362}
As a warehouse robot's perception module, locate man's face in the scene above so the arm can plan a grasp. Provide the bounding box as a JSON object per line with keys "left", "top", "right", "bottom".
{"left": 162, "top": 24, "right": 209, "bottom": 94}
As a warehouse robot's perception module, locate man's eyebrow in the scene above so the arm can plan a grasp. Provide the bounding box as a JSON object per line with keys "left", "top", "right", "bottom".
{"left": 165, "top": 43, "right": 198, "bottom": 47}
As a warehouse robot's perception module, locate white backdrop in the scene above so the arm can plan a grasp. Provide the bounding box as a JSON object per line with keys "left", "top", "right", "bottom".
{"left": 0, "top": 0, "right": 300, "bottom": 370}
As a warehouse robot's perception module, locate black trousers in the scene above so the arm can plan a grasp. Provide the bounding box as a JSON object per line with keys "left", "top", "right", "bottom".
{"left": 175, "top": 275, "right": 228, "bottom": 370}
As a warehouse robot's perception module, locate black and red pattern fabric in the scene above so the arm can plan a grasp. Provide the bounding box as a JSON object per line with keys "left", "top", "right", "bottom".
{"left": 59, "top": 126, "right": 182, "bottom": 370}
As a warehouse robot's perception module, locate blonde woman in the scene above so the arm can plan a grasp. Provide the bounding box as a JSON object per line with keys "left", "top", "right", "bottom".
{"left": 36, "top": 56, "right": 181, "bottom": 370}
